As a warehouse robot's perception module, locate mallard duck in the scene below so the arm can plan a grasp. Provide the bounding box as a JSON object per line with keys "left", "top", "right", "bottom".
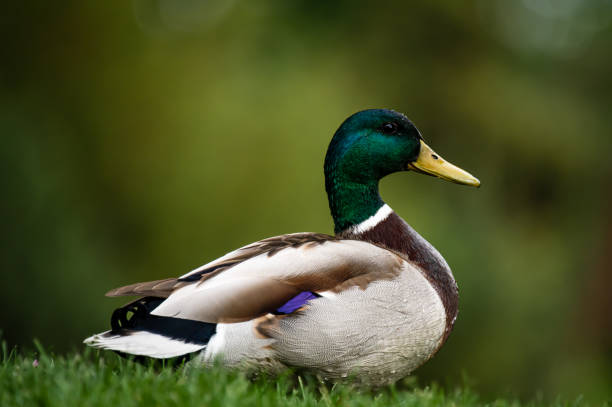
{"left": 85, "top": 109, "right": 479, "bottom": 385}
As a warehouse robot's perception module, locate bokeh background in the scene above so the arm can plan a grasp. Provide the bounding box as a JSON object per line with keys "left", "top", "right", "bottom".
{"left": 2, "top": 0, "right": 611, "bottom": 403}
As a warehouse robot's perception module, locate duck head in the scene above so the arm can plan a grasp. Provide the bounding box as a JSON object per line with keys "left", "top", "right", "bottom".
{"left": 324, "top": 109, "right": 480, "bottom": 233}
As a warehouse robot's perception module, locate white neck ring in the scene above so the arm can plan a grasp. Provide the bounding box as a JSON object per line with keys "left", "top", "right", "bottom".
{"left": 348, "top": 204, "right": 393, "bottom": 234}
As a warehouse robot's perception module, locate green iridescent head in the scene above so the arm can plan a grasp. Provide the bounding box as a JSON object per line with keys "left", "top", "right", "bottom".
{"left": 325, "top": 109, "right": 479, "bottom": 233}
{"left": 325, "top": 109, "right": 423, "bottom": 185}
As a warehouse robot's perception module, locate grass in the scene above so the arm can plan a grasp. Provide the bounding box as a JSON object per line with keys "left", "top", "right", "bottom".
{"left": 0, "top": 342, "right": 599, "bottom": 407}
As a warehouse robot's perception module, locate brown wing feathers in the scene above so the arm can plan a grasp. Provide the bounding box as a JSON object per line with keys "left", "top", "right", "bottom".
{"left": 105, "top": 233, "right": 337, "bottom": 299}
{"left": 105, "top": 278, "right": 186, "bottom": 298}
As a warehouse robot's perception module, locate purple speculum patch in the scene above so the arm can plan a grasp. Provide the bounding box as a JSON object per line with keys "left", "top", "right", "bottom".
{"left": 275, "top": 291, "right": 318, "bottom": 314}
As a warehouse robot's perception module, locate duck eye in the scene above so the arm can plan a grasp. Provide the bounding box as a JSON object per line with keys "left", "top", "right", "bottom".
{"left": 381, "top": 122, "right": 398, "bottom": 134}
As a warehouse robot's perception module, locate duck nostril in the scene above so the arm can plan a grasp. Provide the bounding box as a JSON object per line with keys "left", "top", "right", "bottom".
{"left": 431, "top": 154, "right": 438, "bottom": 160}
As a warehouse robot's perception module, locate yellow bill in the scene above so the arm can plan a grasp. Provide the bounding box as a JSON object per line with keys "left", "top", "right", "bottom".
{"left": 407, "top": 140, "right": 480, "bottom": 187}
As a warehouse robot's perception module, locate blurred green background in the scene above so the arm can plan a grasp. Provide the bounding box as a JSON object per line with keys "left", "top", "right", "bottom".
{"left": 2, "top": 0, "right": 611, "bottom": 403}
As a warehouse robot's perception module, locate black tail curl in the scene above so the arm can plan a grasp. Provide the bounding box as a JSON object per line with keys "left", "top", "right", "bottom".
{"left": 109, "top": 296, "right": 217, "bottom": 364}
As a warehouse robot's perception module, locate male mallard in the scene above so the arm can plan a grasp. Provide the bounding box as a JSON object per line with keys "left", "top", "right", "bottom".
{"left": 85, "top": 109, "right": 479, "bottom": 385}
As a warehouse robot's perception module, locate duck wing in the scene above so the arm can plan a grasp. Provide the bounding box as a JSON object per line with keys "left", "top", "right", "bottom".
{"left": 105, "top": 233, "right": 336, "bottom": 298}
{"left": 105, "top": 232, "right": 404, "bottom": 324}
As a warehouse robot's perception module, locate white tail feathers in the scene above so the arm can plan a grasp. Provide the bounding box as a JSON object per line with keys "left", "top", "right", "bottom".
{"left": 84, "top": 330, "right": 206, "bottom": 359}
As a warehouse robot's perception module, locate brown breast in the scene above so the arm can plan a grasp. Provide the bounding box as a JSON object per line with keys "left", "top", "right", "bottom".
{"left": 339, "top": 212, "right": 458, "bottom": 344}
